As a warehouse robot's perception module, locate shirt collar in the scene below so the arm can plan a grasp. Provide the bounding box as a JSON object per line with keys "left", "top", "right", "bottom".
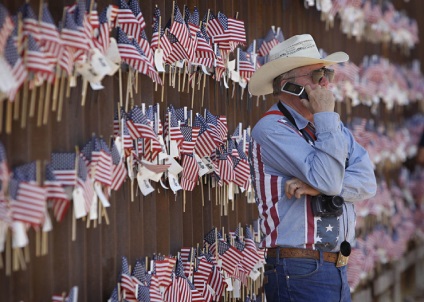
{"left": 271, "top": 101, "right": 310, "bottom": 130}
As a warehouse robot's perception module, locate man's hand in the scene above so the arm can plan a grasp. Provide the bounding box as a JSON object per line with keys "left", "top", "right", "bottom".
{"left": 301, "top": 85, "right": 335, "bottom": 114}
{"left": 285, "top": 178, "right": 320, "bottom": 199}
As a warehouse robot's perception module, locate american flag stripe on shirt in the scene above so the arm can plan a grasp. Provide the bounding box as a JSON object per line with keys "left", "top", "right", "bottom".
{"left": 250, "top": 139, "right": 281, "bottom": 248}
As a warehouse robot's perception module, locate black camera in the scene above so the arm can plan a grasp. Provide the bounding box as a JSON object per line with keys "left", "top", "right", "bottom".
{"left": 311, "top": 195, "right": 344, "bottom": 217}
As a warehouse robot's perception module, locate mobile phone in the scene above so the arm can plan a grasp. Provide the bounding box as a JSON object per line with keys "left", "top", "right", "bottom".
{"left": 281, "top": 82, "right": 309, "bottom": 100}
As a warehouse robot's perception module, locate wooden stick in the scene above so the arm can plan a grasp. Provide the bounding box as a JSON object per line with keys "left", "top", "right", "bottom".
{"left": 201, "top": 176, "right": 204, "bottom": 206}
{"left": 202, "top": 73, "right": 206, "bottom": 107}
{"left": 13, "top": 91, "right": 20, "bottom": 120}
{"left": 18, "top": 248, "right": 26, "bottom": 270}
{"left": 24, "top": 242, "right": 30, "bottom": 263}
{"left": 57, "top": 72, "right": 66, "bottom": 122}
{"left": 182, "top": 64, "right": 187, "bottom": 92}
{"left": 43, "top": 81, "right": 52, "bottom": 124}
{"left": 72, "top": 205, "right": 77, "bottom": 241}
{"left": 36, "top": 228, "right": 41, "bottom": 257}
{"left": 12, "top": 249, "right": 18, "bottom": 272}
{"left": 81, "top": 79, "right": 88, "bottom": 106}
{"left": 125, "top": 71, "right": 131, "bottom": 112}
{"left": 183, "top": 190, "right": 186, "bottom": 212}
{"left": 119, "top": 67, "right": 123, "bottom": 107}
{"left": 52, "top": 67, "right": 61, "bottom": 111}
{"left": 102, "top": 206, "right": 110, "bottom": 225}
{"left": 37, "top": 82, "right": 45, "bottom": 126}
{"left": 6, "top": 101, "right": 13, "bottom": 134}
{"left": 5, "top": 230, "right": 11, "bottom": 276}
{"left": 0, "top": 252, "right": 3, "bottom": 269}
{"left": 21, "top": 80, "right": 29, "bottom": 128}
{"left": 42, "top": 231, "right": 48, "bottom": 256}
{"left": 29, "top": 85, "right": 37, "bottom": 118}
{"left": 65, "top": 73, "right": 71, "bottom": 98}
{"left": 0, "top": 101, "right": 3, "bottom": 134}
{"left": 161, "top": 72, "right": 165, "bottom": 103}
{"left": 191, "top": 73, "right": 196, "bottom": 108}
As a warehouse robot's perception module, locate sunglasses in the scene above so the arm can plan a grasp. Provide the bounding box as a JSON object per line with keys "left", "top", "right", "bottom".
{"left": 287, "top": 67, "right": 335, "bottom": 84}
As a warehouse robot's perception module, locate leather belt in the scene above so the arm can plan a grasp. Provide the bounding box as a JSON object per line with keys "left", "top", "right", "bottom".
{"left": 267, "top": 247, "right": 338, "bottom": 264}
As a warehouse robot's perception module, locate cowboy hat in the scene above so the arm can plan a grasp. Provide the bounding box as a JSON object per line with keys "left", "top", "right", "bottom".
{"left": 248, "top": 34, "right": 349, "bottom": 96}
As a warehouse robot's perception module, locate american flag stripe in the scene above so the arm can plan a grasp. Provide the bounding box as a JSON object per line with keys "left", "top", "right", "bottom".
{"left": 61, "top": 28, "right": 89, "bottom": 50}
{"left": 181, "top": 155, "right": 199, "bottom": 181}
{"left": 52, "top": 171, "right": 76, "bottom": 186}
{"left": 227, "top": 18, "right": 246, "bottom": 43}
{"left": 251, "top": 139, "right": 281, "bottom": 248}
{"left": 77, "top": 177, "right": 94, "bottom": 213}
{"left": 111, "top": 163, "right": 127, "bottom": 191}
{"left": 195, "top": 132, "right": 217, "bottom": 158}
{"left": 51, "top": 198, "right": 70, "bottom": 222}
{"left": 208, "top": 267, "right": 225, "bottom": 301}
{"left": 44, "top": 181, "right": 69, "bottom": 201}
{"left": 94, "top": 152, "right": 113, "bottom": 186}
{"left": 11, "top": 182, "right": 46, "bottom": 226}
{"left": 0, "top": 5, "right": 14, "bottom": 52}
{"left": 155, "top": 258, "right": 175, "bottom": 288}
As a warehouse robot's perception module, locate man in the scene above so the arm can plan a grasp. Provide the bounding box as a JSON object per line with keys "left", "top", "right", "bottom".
{"left": 248, "top": 34, "right": 376, "bottom": 301}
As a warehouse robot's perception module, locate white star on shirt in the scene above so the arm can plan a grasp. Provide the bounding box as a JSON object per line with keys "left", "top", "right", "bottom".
{"left": 315, "top": 235, "right": 322, "bottom": 242}
{"left": 326, "top": 224, "right": 333, "bottom": 232}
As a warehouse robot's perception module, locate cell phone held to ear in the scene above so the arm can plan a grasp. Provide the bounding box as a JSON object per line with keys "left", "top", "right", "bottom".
{"left": 281, "top": 82, "right": 309, "bottom": 100}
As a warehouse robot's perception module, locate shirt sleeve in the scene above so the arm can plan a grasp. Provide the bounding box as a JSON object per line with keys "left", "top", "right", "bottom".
{"left": 340, "top": 127, "right": 377, "bottom": 202}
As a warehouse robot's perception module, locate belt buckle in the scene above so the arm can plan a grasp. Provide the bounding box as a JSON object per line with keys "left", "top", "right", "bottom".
{"left": 336, "top": 252, "right": 349, "bottom": 267}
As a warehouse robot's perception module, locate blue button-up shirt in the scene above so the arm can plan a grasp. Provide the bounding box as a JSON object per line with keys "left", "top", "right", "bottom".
{"left": 249, "top": 102, "right": 376, "bottom": 251}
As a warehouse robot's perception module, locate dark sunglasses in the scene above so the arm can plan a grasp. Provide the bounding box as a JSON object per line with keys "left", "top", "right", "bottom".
{"left": 287, "top": 67, "right": 335, "bottom": 84}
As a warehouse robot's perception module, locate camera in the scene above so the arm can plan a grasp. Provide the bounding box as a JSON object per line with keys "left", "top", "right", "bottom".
{"left": 311, "top": 194, "right": 344, "bottom": 217}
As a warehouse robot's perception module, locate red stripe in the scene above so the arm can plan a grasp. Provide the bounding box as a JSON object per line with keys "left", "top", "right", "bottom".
{"left": 256, "top": 143, "right": 271, "bottom": 239}
{"left": 262, "top": 110, "right": 283, "bottom": 117}
{"left": 270, "top": 175, "right": 279, "bottom": 246}
{"left": 304, "top": 125, "right": 316, "bottom": 140}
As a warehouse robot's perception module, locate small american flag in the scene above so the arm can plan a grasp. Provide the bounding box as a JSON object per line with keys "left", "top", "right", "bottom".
{"left": 217, "top": 240, "right": 243, "bottom": 276}
{"left": 128, "top": 0, "right": 146, "bottom": 33}
{"left": 258, "top": 28, "right": 278, "bottom": 56}
{"left": 238, "top": 49, "right": 255, "bottom": 79}
{"left": 151, "top": 6, "right": 161, "bottom": 51}
{"left": 96, "top": 8, "right": 110, "bottom": 54}
{"left": 180, "top": 154, "right": 199, "bottom": 191}
{"left": 0, "top": 4, "right": 14, "bottom": 52}
{"left": 110, "top": 143, "right": 127, "bottom": 191}
{"left": 10, "top": 162, "right": 47, "bottom": 227}
{"left": 203, "top": 11, "right": 224, "bottom": 39}
{"left": 194, "top": 114, "right": 218, "bottom": 159}
{"left": 165, "top": 30, "right": 189, "bottom": 64}
{"left": 4, "top": 36, "right": 27, "bottom": 100}
{"left": 51, "top": 153, "right": 77, "bottom": 186}
{"left": 45, "top": 164, "right": 70, "bottom": 222}
{"left": 170, "top": 5, "right": 191, "bottom": 55}
{"left": 61, "top": 10, "right": 89, "bottom": 53}
{"left": 117, "top": 0, "right": 141, "bottom": 42}
{"left": 19, "top": 3, "right": 40, "bottom": 41}
{"left": 154, "top": 257, "right": 175, "bottom": 289}
{"left": 25, "top": 34, "right": 54, "bottom": 77}
{"left": 166, "top": 105, "right": 184, "bottom": 146}
{"left": 120, "top": 256, "right": 137, "bottom": 300}
{"left": 40, "top": 3, "right": 62, "bottom": 59}
{"left": 180, "top": 126, "right": 199, "bottom": 155}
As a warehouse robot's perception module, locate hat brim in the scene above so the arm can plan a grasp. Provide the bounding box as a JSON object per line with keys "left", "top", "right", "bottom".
{"left": 248, "top": 52, "right": 349, "bottom": 96}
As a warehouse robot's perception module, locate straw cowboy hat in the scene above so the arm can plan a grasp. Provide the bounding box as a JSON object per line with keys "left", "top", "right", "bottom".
{"left": 248, "top": 34, "right": 349, "bottom": 96}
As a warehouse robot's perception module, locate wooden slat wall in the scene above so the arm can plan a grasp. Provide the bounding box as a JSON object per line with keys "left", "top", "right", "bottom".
{"left": 0, "top": 0, "right": 423, "bottom": 301}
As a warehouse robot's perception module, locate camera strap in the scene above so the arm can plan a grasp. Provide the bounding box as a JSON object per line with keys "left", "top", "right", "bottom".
{"left": 277, "top": 101, "right": 316, "bottom": 145}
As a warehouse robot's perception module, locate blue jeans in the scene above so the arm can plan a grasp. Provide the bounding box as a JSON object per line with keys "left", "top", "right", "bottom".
{"left": 263, "top": 251, "right": 351, "bottom": 302}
